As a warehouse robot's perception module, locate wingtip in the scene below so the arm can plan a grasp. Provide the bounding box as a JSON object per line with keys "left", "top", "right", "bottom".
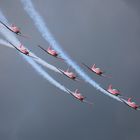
{"left": 37, "top": 44, "right": 41, "bottom": 48}
{"left": 83, "top": 100, "right": 94, "bottom": 106}
{"left": 81, "top": 62, "right": 86, "bottom": 66}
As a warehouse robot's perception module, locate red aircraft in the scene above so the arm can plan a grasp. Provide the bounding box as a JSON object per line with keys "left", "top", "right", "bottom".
{"left": 57, "top": 67, "right": 80, "bottom": 81}
{"left": 107, "top": 84, "right": 120, "bottom": 96}
{"left": 0, "top": 21, "right": 29, "bottom": 38}
{"left": 120, "top": 97, "right": 140, "bottom": 110}
{"left": 38, "top": 45, "right": 64, "bottom": 60}
{"left": 65, "top": 88, "right": 93, "bottom": 105}
{"left": 7, "top": 41, "right": 36, "bottom": 58}
{"left": 10, "top": 24, "right": 20, "bottom": 34}
{"left": 82, "top": 63, "right": 111, "bottom": 78}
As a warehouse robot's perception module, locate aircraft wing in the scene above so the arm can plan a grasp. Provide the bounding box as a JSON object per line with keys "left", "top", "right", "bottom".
{"left": 75, "top": 78, "right": 82, "bottom": 82}
{"left": 38, "top": 45, "right": 50, "bottom": 54}
{"left": 119, "top": 98, "right": 128, "bottom": 104}
{"left": 28, "top": 54, "right": 38, "bottom": 59}
{"left": 119, "top": 98, "right": 136, "bottom": 109}
{"left": 65, "top": 88, "right": 75, "bottom": 97}
{"left": 7, "top": 41, "right": 22, "bottom": 52}
{"left": 82, "top": 63, "right": 94, "bottom": 72}
{"left": 0, "top": 21, "right": 13, "bottom": 32}
{"left": 17, "top": 33, "right": 30, "bottom": 39}
{"left": 57, "top": 68, "right": 65, "bottom": 75}
{"left": 101, "top": 74, "right": 112, "bottom": 78}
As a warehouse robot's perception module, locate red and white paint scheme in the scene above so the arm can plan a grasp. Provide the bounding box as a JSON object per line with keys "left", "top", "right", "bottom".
{"left": 91, "top": 64, "right": 103, "bottom": 75}
{"left": 57, "top": 67, "right": 80, "bottom": 81}
{"left": 107, "top": 84, "right": 120, "bottom": 96}
{"left": 66, "top": 89, "right": 86, "bottom": 101}
{"left": 0, "top": 21, "right": 30, "bottom": 38}
{"left": 10, "top": 24, "right": 21, "bottom": 34}
{"left": 62, "top": 68, "right": 76, "bottom": 80}
{"left": 121, "top": 97, "right": 140, "bottom": 110}
{"left": 71, "top": 89, "right": 85, "bottom": 101}
{"left": 38, "top": 45, "right": 64, "bottom": 60}
{"left": 82, "top": 63, "right": 111, "bottom": 78}
{"left": 18, "top": 44, "right": 29, "bottom": 55}
{"left": 65, "top": 88, "right": 93, "bottom": 105}
{"left": 47, "top": 46, "right": 58, "bottom": 57}
{"left": 7, "top": 41, "right": 37, "bottom": 59}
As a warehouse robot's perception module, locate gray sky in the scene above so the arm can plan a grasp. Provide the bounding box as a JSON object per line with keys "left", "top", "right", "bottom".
{"left": 0, "top": 0, "right": 140, "bottom": 140}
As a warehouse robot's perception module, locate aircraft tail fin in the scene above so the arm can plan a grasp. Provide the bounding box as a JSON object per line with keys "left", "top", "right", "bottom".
{"left": 128, "top": 97, "right": 132, "bottom": 102}
{"left": 75, "top": 89, "right": 79, "bottom": 93}
{"left": 48, "top": 45, "right": 51, "bottom": 50}
{"left": 92, "top": 64, "right": 96, "bottom": 68}
{"left": 66, "top": 66, "right": 70, "bottom": 72}
{"left": 19, "top": 44, "right": 22, "bottom": 48}
{"left": 11, "top": 24, "right": 15, "bottom": 27}
{"left": 108, "top": 84, "right": 112, "bottom": 89}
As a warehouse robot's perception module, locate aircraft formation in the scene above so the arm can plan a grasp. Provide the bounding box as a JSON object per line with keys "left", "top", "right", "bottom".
{"left": 0, "top": 19, "right": 139, "bottom": 111}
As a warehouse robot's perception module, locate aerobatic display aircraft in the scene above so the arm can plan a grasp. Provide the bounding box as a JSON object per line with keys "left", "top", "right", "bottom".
{"left": 57, "top": 66, "right": 80, "bottom": 81}
{"left": 107, "top": 84, "right": 121, "bottom": 96}
{"left": 7, "top": 41, "right": 36, "bottom": 58}
{"left": 1, "top": 9, "right": 139, "bottom": 112}
{"left": 0, "top": 21, "right": 29, "bottom": 38}
{"left": 82, "top": 63, "right": 111, "bottom": 78}
{"left": 66, "top": 89, "right": 85, "bottom": 101}
{"left": 120, "top": 97, "right": 140, "bottom": 110}
{"left": 65, "top": 88, "right": 93, "bottom": 105}
{"left": 38, "top": 45, "right": 64, "bottom": 60}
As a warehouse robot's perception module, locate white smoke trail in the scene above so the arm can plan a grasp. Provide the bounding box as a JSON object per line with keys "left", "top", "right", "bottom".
{"left": 21, "top": 0, "right": 122, "bottom": 102}
{"left": 0, "top": 11, "right": 68, "bottom": 93}
{"left": 0, "top": 38, "right": 61, "bottom": 74}
{"left": 0, "top": 14, "right": 61, "bottom": 74}
{"left": 34, "top": 57, "right": 61, "bottom": 73}
{"left": 0, "top": 38, "right": 13, "bottom": 48}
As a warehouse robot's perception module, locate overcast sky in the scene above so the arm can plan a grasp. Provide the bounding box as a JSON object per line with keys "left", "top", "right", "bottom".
{"left": 0, "top": 0, "right": 140, "bottom": 140}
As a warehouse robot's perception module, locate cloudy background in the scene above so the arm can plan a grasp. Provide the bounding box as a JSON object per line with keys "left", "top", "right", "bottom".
{"left": 0, "top": 0, "right": 140, "bottom": 140}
